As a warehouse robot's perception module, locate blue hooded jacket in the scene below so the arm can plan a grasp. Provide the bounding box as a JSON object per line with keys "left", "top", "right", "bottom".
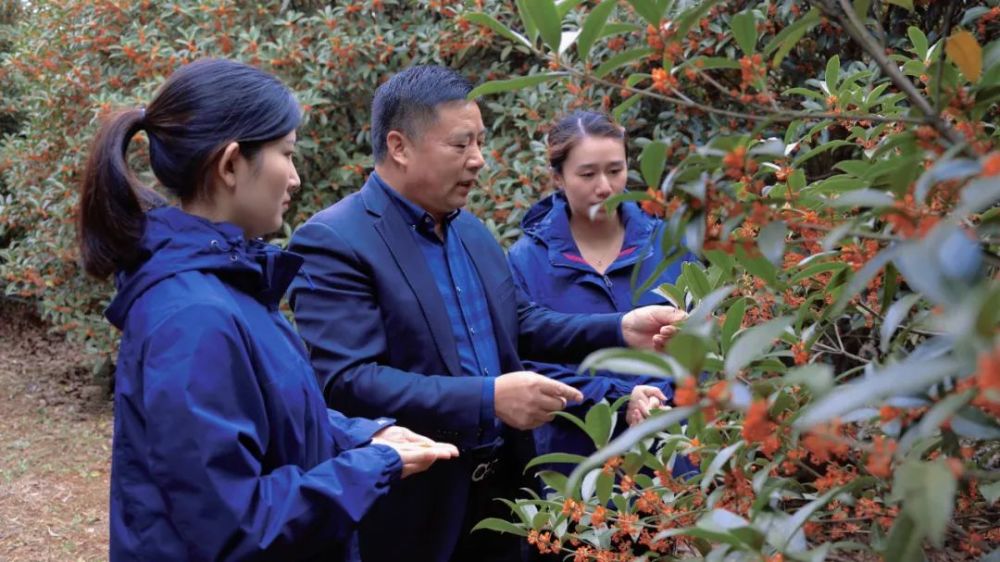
{"left": 507, "top": 192, "right": 697, "bottom": 474}
{"left": 105, "top": 206, "right": 402, "bottom": 561}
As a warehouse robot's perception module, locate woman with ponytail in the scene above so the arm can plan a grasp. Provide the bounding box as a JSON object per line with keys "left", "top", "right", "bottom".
{"left": 80, "top": 58, "right": 458, "bottom": 561}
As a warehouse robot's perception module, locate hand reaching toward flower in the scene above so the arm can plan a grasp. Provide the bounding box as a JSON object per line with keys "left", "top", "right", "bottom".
{"left": 625, "top": 385, "right": 669, "bottom": 426}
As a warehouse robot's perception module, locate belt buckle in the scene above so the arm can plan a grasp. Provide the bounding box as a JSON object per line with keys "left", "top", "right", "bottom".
{"left": 471, "top": 458, "right": 498, "bottom": 482}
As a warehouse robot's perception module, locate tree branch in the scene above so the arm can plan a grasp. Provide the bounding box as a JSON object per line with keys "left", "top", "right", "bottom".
{"left": 559, "top": 64, "right": 929, "bottom": 126}
{"left": 814, "top": 0, "right": 973, "bottom": 155}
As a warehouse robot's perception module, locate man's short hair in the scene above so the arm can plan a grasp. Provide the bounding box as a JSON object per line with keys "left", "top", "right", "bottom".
{"left": 371, "top": 65, "right": 474, "bottom": 162}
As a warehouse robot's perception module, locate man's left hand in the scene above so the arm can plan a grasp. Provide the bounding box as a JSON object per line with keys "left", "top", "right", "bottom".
{"left": 621, "top": 305, "right": 687, "bottom": 350}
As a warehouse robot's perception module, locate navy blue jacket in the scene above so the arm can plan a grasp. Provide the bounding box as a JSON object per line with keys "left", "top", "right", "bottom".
{"left": 106, "top": 207, "right": 401, "bottom": 561}
{"left": 286, "top": 176, "right": 625, "bottom": 561}
{"left": 507, "top": 192, "right": 697, "bottom": 473}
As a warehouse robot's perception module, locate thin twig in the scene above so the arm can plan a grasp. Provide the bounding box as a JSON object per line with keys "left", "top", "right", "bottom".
{"left": 814, "top": 342, "right": 868, "bottom": 363}
{"left": 935, "top": 2, "right": 958, "bottom": 114}
{"left": 816, "top": 0, "right": 973, "bottom": 155}
{"left": 558, "top": 64, "right": 929, "bottom": 126}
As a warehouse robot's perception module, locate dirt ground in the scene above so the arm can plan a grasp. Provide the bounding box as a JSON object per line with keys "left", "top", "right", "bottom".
{"left": 0, "top": 300, "right": 112, "bottom": 562}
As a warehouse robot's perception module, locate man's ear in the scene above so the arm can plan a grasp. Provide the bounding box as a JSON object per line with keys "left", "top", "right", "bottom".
{"left": 214, "top": 142, "right": 242, "bottom": 193}
{"left": 385, "top": 130, "right": 410, "bottom": 167}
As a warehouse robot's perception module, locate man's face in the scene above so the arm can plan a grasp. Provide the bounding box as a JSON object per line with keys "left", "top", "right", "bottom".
{"left": 401, "top": 101, "right": 486, "bottom": 219}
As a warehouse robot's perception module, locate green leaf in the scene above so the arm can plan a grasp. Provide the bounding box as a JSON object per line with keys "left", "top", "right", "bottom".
{"left": 765, "top": 8, "right": 820, "bottom": 66}
{"left": 721, "top": 298, "right": 747, "bottom": 355}
{"left": 599, "top": 190, "right": 651, "bottom": 217}
{"left": 538, "top": 470, "right": 568, "bottom": 493}
{"left": 736, "top": 245, "right": 780, "bottom": 289}
{"left": 884, "top": 513, "right": 923, "bottom": 561}
{"left": 795, "top": 356, "right": 961, "bottom": 428}
{"left": 556, "top": 0, "right": 586, "bottom": 19}
{"left": 830, "top": 245, "right": 900, "bottom": 316}
{"left": 566, "top": 406, "right": 695, "bottom": 497}
{"left": 828, "top": 189, "right": 895, "bottom": 208}
{"left": 514, "top": 0, "right": 540, "bottom": 42}
{"left": 788, "top": 261, "right": 849, "bottom": 285}
{"left": 701, "top": 441, "right": 744, "bottom": 492}
{"left": 585, "top": 401, "right": 614, "bottom": 447}
{"left": 676, "top": 0, "right": 720, "bottom": 38}
{"left": 576, "top": 0, "right": 616, "bottom": 60}
{"left": 757, "top": 220, "right": 787, "bottom": 265}
{"left": 980, "top": 481, "right": 1000, "bottom": 505}
{"left": 879, "top": 293, "right": 922, "bottom": 353}
{"left": 784, "top": 363, "right": 834, "bottom": 396}
{"left": 825, "top": 55, "right": 841, "bottom": 92}
{"left": 885, "top": 0, "right": 914, "bottom": 11}
{"left": 524, "top": 0, "right": 562, "bottom": 52}
{"left": 952, "top": 406, "right": 1000, "bottom": 440}
{"left": 893, "top": 460, "right": 957, "bottom": 546}
{"left": 525, "top": 452, "right": 590, "bottom": 471}
{"left": 725, "top": 316, "right": 794, "bottom": 378}
{"left": 466, "top": 13, "right": 532, "bottom": 48}
{"left": 907, "top": 26, "right": 929, "bottom": 60}
{"left": 596, "top": 470, "right": 613, "bottom": 504}
{"left": 653, "top": 282, "right": 686, "bottom": 309}
{"left": 686, "top": 285, "right": 735, "bottom": 328}
{"left": 680, "top": 56, "right": 742, "bottom": 70}
{"left": 779, "top": 482, "right": 862, "bottom": 551}
{"left": 612, "top": 92, "right": 643, "bottom": 121}
{"left": 731, "top": 11, "right": 757, "bottom": 55}
{"left": 639, "top": 140, "right": 669, "bottom": 189}
{"left": 668, "top": 332, "right": 708, "bottom": 374}
{"left": 468, "top": 73, "right": 566, "bottom": 99}
{"left": 594, "top": 47, "right": 655, "bottom": 79}
{"left": 471, "top": 517, "right": 529, "bottom": 536}
{"left": 626, "top": 0, "right": 662, "bottom": 26}
{"left": 578, "top": 348, "right": 679, "bottom": 379}
{"left": 897, "top": 389, "right": 974, "bottom": 458}
{"left": 682, "top": 261, "right": 711, "bottom": 300}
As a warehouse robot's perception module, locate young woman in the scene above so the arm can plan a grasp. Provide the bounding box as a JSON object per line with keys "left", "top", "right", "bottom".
{"left": 79, "top": 58, "right": 457, "bottom": 561}
{"left": 507, "top": 110, "right": 696, "bottom": 476}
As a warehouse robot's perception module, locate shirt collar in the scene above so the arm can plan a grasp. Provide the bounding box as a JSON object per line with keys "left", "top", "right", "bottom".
{"left": 371, "top": 171, "right": 460, "bottom": 236}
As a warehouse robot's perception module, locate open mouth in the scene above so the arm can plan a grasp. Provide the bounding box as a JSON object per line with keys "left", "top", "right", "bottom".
{"left": 456, "top": 180, "right": 476, "bottom": 190}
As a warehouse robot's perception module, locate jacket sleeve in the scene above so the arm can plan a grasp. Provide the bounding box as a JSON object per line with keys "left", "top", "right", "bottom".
{"left": 141, "top": 303, "right": 402, "bottom": 561}
{"left": 326, "top": 409, "right": 395, "bottom": 452}
{"left": 288, "top": 220, "right": 487, "bottom": 445}
{"left": 507, "top": 245, "right": 625, "bottom": 367}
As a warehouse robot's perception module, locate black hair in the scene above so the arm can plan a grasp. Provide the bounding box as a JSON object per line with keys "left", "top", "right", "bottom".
{"left": 370, "top": 65, "right": 473, "bottom": 162}
{"left": 79, "top": 58, "right": 301, "bottom": 277}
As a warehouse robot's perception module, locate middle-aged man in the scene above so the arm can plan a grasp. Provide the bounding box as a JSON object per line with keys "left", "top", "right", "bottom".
{"left": 287, "top": 65, "right": 686, "bottom": 562}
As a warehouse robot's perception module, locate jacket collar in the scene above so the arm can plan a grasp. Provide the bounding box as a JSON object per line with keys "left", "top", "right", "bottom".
{"left": 520, "top": 192, "right": 657, "bottom": 273}
{"left": 105, "top": 206, "right": 302, "bottom": 328}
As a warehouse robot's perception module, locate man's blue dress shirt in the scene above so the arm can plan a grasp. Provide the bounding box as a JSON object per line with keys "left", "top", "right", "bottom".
{"left": 374, "top": 172, "right": 502, "bottom": 446}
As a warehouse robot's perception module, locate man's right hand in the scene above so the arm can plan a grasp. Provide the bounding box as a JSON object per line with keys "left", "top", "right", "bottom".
{"left": 494, "top": 371, "right": 584, "bottom": 430}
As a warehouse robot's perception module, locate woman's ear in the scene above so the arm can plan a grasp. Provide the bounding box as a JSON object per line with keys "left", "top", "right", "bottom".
{"left": 553, "top": 171, "right": 565, "bottom": 189}
{"left": 385, "top": 130, "right": 409, "bottom": 167}
{"left": 214, "top": 141, "right": 242, "bottom": 192}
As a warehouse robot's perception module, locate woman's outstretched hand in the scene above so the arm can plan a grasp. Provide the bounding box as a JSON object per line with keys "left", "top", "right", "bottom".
{"left": 372, "top": 426, "right": 460, "bottom": 478}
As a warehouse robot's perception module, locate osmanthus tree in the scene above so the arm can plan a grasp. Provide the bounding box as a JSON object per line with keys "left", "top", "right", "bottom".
{"left": 464, "top": 0, "right": 1000, "bottom": 559}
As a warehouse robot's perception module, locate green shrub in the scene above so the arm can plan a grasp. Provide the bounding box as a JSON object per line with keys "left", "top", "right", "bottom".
{"left": 468, "top": 0, "right": 1000, "bottom": 560}
{"left": 0, "top": 0, "right": 577, "bottom": 363}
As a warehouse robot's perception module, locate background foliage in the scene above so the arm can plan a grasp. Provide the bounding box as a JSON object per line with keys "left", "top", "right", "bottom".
{"left": 1, "top": 0, "right": 999, "bottom": 559}
{"left": 0, "top": 0, "right": 573, "bottom": 365}
{"left": 463, "top": 0, "right": 1000, "bottom": 560}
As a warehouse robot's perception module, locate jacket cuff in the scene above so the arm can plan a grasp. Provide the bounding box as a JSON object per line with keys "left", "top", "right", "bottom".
{"left": 480, "top": 377, "right": 496, "bottom": 434}
{"left": 368, "top": 442, "right": 404, "bottom": 482}
{"left": 328, "top": 410, "right": 395, "bottom": 448}
{"left": 615, "top": 312, "right": 628, "bottom": 347}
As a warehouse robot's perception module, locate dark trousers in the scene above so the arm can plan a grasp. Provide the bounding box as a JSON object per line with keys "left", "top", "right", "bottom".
{"left": 450, "top": 455, "right": 523, "bottom": 562}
